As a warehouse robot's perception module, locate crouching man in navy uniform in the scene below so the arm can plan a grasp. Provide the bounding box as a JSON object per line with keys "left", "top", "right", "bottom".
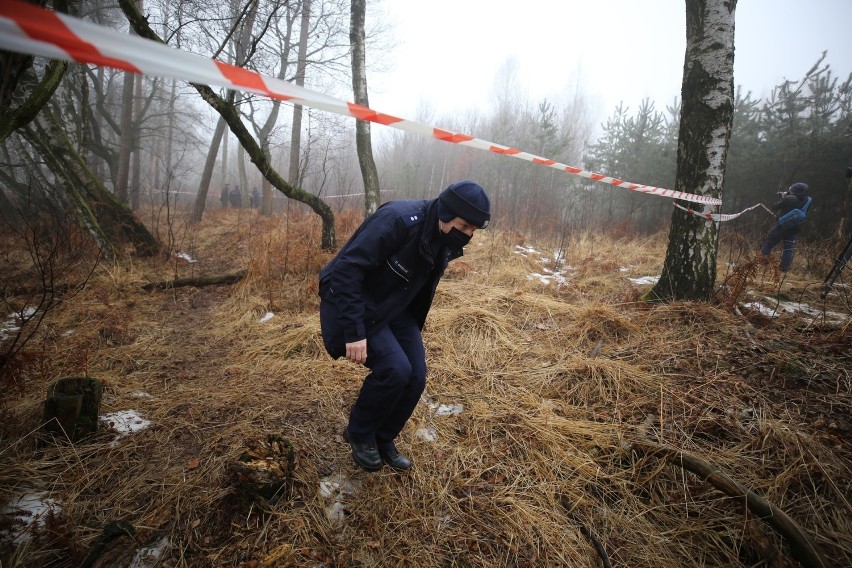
{"left": 319, "top": 180, "right": 490, "bottom": 471}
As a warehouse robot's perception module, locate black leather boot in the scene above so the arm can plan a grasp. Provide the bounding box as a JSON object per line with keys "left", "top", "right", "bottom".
{"left": 343, "top": 429, "right": 382, "bottom": 472}
{"left": 378, "top": 442, "right": 412, "bottom": 470}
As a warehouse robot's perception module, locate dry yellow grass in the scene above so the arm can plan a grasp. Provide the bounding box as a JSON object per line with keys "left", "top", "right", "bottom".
{"left": 1, "top": 206, "right": 850, "bottom": 567}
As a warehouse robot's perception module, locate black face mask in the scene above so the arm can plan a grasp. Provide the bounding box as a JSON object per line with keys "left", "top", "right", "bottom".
{"left": 440, "top": 226, "right": 472, "bottom": 249}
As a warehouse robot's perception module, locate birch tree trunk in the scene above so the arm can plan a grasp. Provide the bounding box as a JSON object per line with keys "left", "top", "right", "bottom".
{"left": 647, "top": 0, "right": 736, "bottom": 302}
{"left": 350, "top": 0, "right": 380, "bottom": 216}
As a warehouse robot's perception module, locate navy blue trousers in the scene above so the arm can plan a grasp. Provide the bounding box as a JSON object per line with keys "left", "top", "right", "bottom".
{"left": 761, "top": 225, "right": 798, "bottom": 272}
{"left": 320, "top": 303, "right": 426, "bottom": 446}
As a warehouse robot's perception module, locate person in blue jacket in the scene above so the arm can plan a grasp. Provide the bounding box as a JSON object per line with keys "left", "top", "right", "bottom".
{"left": 760, "top": 182, "right": 812, "bottom": 272}
{"left": 319, "top": 180, "right": 490, "bottom": 471}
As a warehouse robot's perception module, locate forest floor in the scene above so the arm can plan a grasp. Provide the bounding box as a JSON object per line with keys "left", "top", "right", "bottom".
{"left": 1, "top": 207, "right": 850, "bottom": 568}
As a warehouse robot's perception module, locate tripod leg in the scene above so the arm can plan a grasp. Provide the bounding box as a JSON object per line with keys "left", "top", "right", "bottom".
{"left": 821, "top": 236, "right": 852, "bottom": 298}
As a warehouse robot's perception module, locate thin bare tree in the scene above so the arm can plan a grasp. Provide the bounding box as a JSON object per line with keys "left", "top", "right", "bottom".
{"left": 350, "top": 0, "right": 380, "bottom": 215}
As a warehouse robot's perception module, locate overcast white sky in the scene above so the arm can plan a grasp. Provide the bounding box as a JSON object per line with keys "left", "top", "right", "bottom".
{"left": 368, "top": 0, "right": 852, "bottom": 130}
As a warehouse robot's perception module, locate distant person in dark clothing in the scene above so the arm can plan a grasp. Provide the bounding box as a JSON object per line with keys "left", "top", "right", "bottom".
{"left": 229, "top": 185, "right": 242, "bottom": 208}
{"left": 319, "top": 180, "right": 490, "bottom": 472}
{"left": 250, "top": 187, "right": 261, "bottom": 209}
{"left": 760, "top": 182, "right": 813, "bottom": 272}
{"left": 220, "top": 184, "right": 230, "bottom": 208}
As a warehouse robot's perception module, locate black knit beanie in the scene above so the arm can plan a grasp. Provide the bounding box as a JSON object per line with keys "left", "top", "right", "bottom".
{"left": 437, "top": 180, "right": 490, "bottom": 228}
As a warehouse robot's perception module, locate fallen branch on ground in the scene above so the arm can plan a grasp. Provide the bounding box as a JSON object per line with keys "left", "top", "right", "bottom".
{"left": 141, "top": 269, "right": 247, "bottom": 290}
{"left": 633, "top": 439, "right": 832, "bottom": 568}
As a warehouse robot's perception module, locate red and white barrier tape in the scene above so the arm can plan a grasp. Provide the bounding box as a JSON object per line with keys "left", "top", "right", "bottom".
{"left": 0, "top": 0, "right": 722, "bottom": 206}
{"left": 674, "top": 202, "right": 774, "bottom": 222}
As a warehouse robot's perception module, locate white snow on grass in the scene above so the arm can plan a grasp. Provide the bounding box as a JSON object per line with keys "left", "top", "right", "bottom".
{"left": 259, "top": 311, "right": 275, "bottom": 323}
{"left": 515, "top": 245, "right": 572, "bottom": 286}
{"left": 129, "top": 536, "right": 170, "bottom": 568}
{"left": 422, "top": 396, "right": 463, "bottom": 417}
{"left": 1, "top": 490, "right": 60, "bottom": 544}
{"left": 415, "top": 426, "right": 438, "bottom": 442}
{"left": 415, "top": 396, "right": 465, "bottom": 443}
{"left": 514, "top": 245, "right": 538, "bottom": 256}
{"left": 0, "top": 308, "right": 37, "bottom": 342}
{"left": 175, "top": 252, "right": 197, "bottom": 263}
{"left": 628, "top": 276, "right": 660, "bottom": 286}
{"left": 745, "top": 298, "right": 848, "bottom": 324}
{"left": 319, "top": 473, "right": 360, "bottom": 526}
{"left": 433, "top": 403, "right": 463, "bottom": 416}
{"left": 527, "top": 267, "right": 569, "bottom": 287}
{"left": 101, "top": 410, "right": 151, "bottom": 439}
{"left": 129, "top": 391, "right": 153, "bottom": 399}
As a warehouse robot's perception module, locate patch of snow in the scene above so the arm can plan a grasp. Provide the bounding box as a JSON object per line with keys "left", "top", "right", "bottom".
{"left": 175, "top": 252, "right": 197, "bottom": 263}
{"left": 101, "top": 410, "right": 151, "bottom": 437}
{"left": 746, "top": 298, "right": 848, "bottom": 324}
{"left": 416, "top": 426, "right": 438, "bottom": 442}
{"left": 1, "top": 308, "right": 37, "bottom": 342}
{"left": 423, "top": 399, "right": 463, "bottom": 416}
{"left": 1, "top": 490, "right": 60, "bottom": 544}
{"left": 129, "top": 391, "right": 153, "bottom": 399}
{"left": 129, "top": 536, "right": 169, "bottom": 568}
{"left": 528, "top": 269, "right": 569, "bottom": 287}
{"left": 628, "top": 276, "right": 660, "bottom": 286}
{"left": 744, "top": 301, "right": 777, "bottom": 317}
{"left": 422, "top": 396, "right": 464, "bottom": 417}
{"left": 514, "top": 245, "right": 538, "bottom": 256}
{"left": 527, "top": 272, "right": 552, "bottom": 285}
{"left": 319, "top": 473, "right": 359, "bottom": 527}
{"left": 259, "top": 311, "right": 274, "bottom": 323}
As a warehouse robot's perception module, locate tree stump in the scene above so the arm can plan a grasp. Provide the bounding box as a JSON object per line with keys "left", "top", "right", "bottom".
{"left": 230, "top": 434, "right": 295, "bottom": 503}
{"left": 43, "top": 377, "right": 102, "bottom": 441}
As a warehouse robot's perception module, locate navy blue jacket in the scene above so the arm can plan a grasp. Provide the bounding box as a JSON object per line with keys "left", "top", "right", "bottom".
{"left": 319, "top": 199, "right": 462, "bottom": 345}
{"left": 771, "top": 193, "right": 809, "bottom": 217}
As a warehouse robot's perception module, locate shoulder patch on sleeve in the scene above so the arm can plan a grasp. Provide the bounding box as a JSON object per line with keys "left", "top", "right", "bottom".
{"left": 400, "top": 207, "right": 427, "bottom": 228}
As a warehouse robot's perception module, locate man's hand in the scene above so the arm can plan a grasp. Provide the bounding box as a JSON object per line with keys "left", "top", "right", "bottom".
{"left": 345, "top": 339, "right": 368, "bottom": 365}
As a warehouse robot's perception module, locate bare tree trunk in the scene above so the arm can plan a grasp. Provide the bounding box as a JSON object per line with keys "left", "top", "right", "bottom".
{"left": 192, "top": 112, "right": 230, "bottom": 222}
{"left": 115, "top": 69, "right": 134, "bottom": 203}
{"left": 350, "top": 0, "right": 380, "bottom": 215}
{"left": 288, "top": 0, "right": 311, "bottom": 188}
{"left": 130, "top": 74, "right": 142, "bottom": 210}
{"left": 255, "top": 2, "right": 298, "bottom": 217}
{"left": 646, "top": 0, "right": 736, "bottom": 302}
{"left": 91, "top": 66, "right": 105, "bottom": 180}
{"left": 0, "top": 59, "right": 66, "bottom": 144}
{"left": 238, "top": 143, "right": 248, "bottom": 206}
{"left": 221, "top": 122, "right": 228, "bottom": 185}
{"left": 24, "top": 113, "right": 161, "bottom": 258}
{"left": 150, "top": 135, "right": 160, "bottom": 195}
